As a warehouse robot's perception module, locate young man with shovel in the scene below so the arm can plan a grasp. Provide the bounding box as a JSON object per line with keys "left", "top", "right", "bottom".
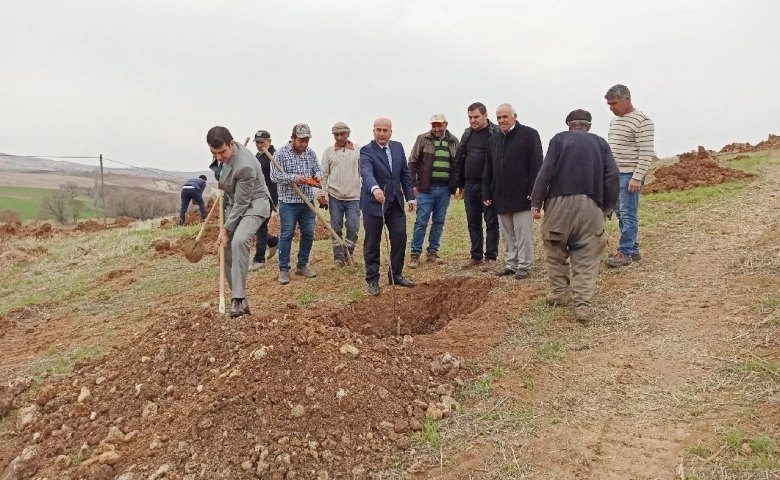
{"left": 207, "top": 126, "right": 271, "bottom": 318}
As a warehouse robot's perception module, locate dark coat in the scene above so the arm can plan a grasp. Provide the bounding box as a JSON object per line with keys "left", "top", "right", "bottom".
{"left": 255, "top": 145, "right": 279, "bottom": 207}
{"left": 359, "top": 140, "right": 415, "bottom": 217}
{"left": 408, "top": 130, "right": 459, "bottom": 194}
{"left": 183, "top": 178, "right": 206, "bottom": 191}
{"left": 483, "top": 121, "right": 544, "bottom": 214}
{"left": 450, "top": 121, "right": 500, "bottom": 189}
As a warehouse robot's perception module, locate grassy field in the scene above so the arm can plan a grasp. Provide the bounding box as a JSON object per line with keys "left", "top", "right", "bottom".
{"left": 0, "top": 185, "right": 100, "bottom": 222}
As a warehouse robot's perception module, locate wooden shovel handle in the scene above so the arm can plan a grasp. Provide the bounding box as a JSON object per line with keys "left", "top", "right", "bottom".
{"left": 218, "top": 192, "right": 226, "bottom": 314}
{"left": 194, "top": 198, "right": 219, "bottom": 242}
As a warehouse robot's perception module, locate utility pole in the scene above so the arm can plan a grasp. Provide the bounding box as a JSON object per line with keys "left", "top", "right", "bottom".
{"left": 99, "top": 154, "right": 106, "bottom": 226}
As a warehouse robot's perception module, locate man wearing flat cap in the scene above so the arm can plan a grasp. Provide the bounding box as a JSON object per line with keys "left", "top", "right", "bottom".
{"left": 270, "top": 123, "right": 323, "bottom": 285}
{"left": 407, "top": 113, "right": 459, "bottom": 268}
{"left": 530, "top": 109, "right": 620, "bottom": 322}
{"left": 318, "top": 122, "right": 362, "bottom": 266}
{"left": 248, "top": 130, "right": 279, "bottom": 271}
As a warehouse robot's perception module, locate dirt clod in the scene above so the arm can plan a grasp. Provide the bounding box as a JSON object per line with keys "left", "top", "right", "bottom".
{"left": 644, "top": 146, "right": 755, "bottom": 193}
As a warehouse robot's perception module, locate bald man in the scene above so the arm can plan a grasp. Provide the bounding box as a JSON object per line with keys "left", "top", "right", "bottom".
{"left": 359, "top": 118, "right": 416, "bottom": 296}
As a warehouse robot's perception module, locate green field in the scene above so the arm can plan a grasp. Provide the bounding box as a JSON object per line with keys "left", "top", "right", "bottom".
{"left": 0, "top": 186, "right": 100, "bottom": 222}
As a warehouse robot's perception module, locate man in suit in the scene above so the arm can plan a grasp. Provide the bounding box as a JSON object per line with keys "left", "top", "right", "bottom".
{"left": 207, "top": 126, "right": 271, "bottom": 318}
{"left": 360, "top": 118, "right": 416, "bottom": 296}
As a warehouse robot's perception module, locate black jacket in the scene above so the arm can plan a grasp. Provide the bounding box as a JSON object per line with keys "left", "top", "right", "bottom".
{"left": 483, "top": 122, "right": 544, "bottom": 214}
{"left": 450, "top": 121, "right": 500, "bottom": 189}
{"left": 256, "top": 145, "right": 278, "bottom": 207}
{"left": 530, "top": 130, "right": 620, "bottom": 210}
{"left": 183, "top": 178, "right": 206, "bottom": 191}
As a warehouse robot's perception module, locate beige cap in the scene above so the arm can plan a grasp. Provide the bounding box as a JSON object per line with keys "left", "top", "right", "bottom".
{"left": 331, "top": 122, "right": 351, "bottom": 134}
{"left": 430, "top": 113, "right": 447, "bottom": 123}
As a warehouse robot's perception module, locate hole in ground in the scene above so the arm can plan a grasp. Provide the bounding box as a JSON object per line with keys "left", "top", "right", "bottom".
{"left": 312, "top": 277, "right": 496, "bottom": 337}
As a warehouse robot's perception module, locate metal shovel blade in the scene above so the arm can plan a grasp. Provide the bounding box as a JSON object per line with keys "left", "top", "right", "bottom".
{"left": 182, "top": 238, "right": 206, "bottom": 263}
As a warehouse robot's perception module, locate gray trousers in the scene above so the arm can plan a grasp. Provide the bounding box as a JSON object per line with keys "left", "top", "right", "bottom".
{"left": 497, "top": 210, "right": 534, "bottom": 271}
{"left": 224, "top": 214, "right": 264, "bottom": 299}
{"left": 541, "top": 195, "right": 606, "bottom": 307}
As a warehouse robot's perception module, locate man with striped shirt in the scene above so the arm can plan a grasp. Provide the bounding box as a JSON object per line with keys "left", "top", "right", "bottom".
{"left": 408, "top": 113, "right": 459, "bottom": 268}
{"left": 604, "top": 84, "right": 655, "bottom": 267}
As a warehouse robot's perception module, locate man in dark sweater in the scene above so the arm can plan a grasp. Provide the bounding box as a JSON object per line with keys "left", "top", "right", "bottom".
{"left": 530, "top": 109, "right": 620, "bottom": 322}
{"left": 483, "top": 103, "right": 544, "bottom": 280}
{"left": 451, "top": 102, "right": 501, "bottom": 271}
{"left": 249, "top": 130, "right": 280, "bottom": 271}
{"left": 179, "top": 175, "right": 208, "bottom": 226}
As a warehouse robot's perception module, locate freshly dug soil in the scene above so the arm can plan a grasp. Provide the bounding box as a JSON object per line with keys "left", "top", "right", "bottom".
{"left": 644, "top": 146, "right": 755, "bottom": 194}
{"left": 76, "top": 220, "right": 104, "bottom": 233}
{"left": 719, "top": 134, "right": 780, "bottom": 154}
{"left": 0, "top": 222, "right": 59, "bottom": 240}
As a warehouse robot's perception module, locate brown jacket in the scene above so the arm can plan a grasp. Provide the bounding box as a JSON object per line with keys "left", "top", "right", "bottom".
{"left": 408, "top": 130, "right": 460, "bottom": 194}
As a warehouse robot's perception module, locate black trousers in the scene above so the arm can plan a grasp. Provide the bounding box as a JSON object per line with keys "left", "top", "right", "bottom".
{"left": 180, "top": 188, "right": 206, "bottom": 225}
{"left": 363, "top": 199, "right": 406, "bottom": 284}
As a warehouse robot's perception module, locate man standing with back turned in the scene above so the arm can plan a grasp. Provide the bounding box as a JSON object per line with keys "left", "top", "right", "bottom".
{"left": 531, "top": 109, "right": 620, "bottom": 322}
{"left": 207, "top": 126, "right": 271, "bottom": 318}
{"left": 604, "top": 84, "right": 655, "bottom": 267}
{"left": 360, "top": 118, "right": 416, "bottom": 296}
{"left": 408, "top": 113, "right": 459, "bottom": 267}
{"left": 451, "top": 102, "right": 501, "bottom": 271}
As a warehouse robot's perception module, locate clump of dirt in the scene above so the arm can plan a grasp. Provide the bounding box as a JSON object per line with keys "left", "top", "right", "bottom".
{"left": 644, "top": 146, "right": 755, "bottom": 194}
{"left": 76, "top": 220, "right": 104, "bottom": 233}
{"left": 112, "top": 217, "right": 135, "bottom": 228}
{"left": 149, "top": 238, "right": 178, "bottom": 255}
{"left": 0, "top": 377, "right": 32, "bottom": 417}
{"left": 0, "top": 221, "right": 61, "bottom": 240}
{"left": 720, "top": 134, "right": 780, "bottom": 154}
{"left": 1, "top": 307, "right": 464, "bottom": 479}
{"left": 314, "top": 278, "right": 496, "bottom": 337}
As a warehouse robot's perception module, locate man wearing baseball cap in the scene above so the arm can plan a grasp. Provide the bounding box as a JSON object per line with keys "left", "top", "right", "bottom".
{"left": 270, "top": 123, "right": 323, "bottom": 285}
{"left": 530, "top": 109, "right": 620, "bottom": 322}
{"left": 317, "top": 122, "right": 362, "bottom": 266}
{"left": 407, "top": 113, "right": 459, "bottom": 268}
{"left": 248, "top": 130, "right": 280, "bottom": 271}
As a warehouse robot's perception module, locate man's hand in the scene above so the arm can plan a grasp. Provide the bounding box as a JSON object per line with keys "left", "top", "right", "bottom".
{"left": 295, "top": 175, "right": 307, "bottom": 184}
{"left": 628, "top": 178, "right": 642, "bottom": 193}
{"left": 373, "top": 188, "right": 385, "bottom": 203}
{"left": 531, "top": 207, "right": 543, "bottom": 220}
{"left": 408, "top": 202, "right": 415, "bottom": 212}
{"left": 484, "top": 199, "right": 492, "bottom": 206}
{"left": 216, "top": 227, "right": 229, "bottom": 247}
{"left": 458, "top": 189, "right": 464, "bottom": 200}
{"left": 314, "top": 176, "right": 322, "bottom": 185}
{"left": 413, "top": 187, "right": 419, "bottom": 198}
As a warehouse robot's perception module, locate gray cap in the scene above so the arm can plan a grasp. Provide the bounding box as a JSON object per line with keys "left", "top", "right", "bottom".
{"left": 565, "top": 109, "right": 592, "bottom": 124}
{"left": 331, "top": 122, "right": 351, "bottom": 134}
{"left": 292, "top": 123, "right": 312, "bottom": 138}
{"left": 254, "top": 130, "right": 271, "bottom": 142}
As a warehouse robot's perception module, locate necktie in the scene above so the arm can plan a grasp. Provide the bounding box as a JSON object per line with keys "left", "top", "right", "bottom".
{"left": 382, "top": 146, "right": 392, "bottom": 172}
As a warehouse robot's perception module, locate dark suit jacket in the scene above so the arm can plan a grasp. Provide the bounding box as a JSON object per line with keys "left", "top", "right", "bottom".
{"left": 359, "top": 140, "right": 415, "bottom": 217}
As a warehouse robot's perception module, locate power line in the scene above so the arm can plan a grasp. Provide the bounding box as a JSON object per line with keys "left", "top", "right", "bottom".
{"left": 103, "top": 157, "right": 190, "bottom": 181}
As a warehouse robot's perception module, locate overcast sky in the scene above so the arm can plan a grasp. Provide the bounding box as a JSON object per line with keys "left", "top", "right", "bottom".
{"left": 1, "top": 0, "right": 778, "bottom": 174}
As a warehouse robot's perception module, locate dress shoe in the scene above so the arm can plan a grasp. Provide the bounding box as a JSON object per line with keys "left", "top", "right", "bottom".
{"left": 367, "top": 282, "right": 380, "bottom": 296}
{"left": 462, "top": 258, "right": 484, "bottom": 269}
{"left": 495, "top": 266, "right": 516, "bottom": 277}
{"left": 390, "top": 275, "right": 414, "bottom": 288}
{"left": 230, "top": 298, "right": 250, "bottom": 318}
{"left": 514, "top": 269, "right": 530, "bottom": 280}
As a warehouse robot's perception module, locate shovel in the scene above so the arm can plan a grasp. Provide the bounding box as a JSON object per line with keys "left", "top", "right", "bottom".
{"left": 182, "top": 197, "right": 219, "bottom": 263}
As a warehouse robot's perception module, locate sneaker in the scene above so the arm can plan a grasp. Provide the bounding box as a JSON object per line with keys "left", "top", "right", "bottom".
{"left": 574, "top": 304, "right": 593, "bottom": 323}
{"left": 295, "top": 266, "right": 317, "bottom": 278}
{"left": 605, "top": 252, "right": 632, "bottom": 268}
{"left": 266, "top": 245, "right": 278, "bottom": 261}
{"left": 462, "top": 258, "right": 484, "bottom": 269}
{"left": 514, "top": 269, "right": 530, "bottom": 280}
{"left": 426, "top": 250, "right": 444, "bottom": 265}
{"left": 278, "top": 271, "right": 290, "bottom": 285}
{"left": 545, "top": 292, "right": 572, "bottom": 306}
{"left": 334, "top": 259, "right": 346, "bottom": 267}
{"left": 409, "top": 253, "right": 420, "bottom": 269}
{"left": 248, "top": 262, "right": 265, "bottom": 272}
{"left": 495, "top": 267, "right": 516, "bottom": 277}
{"left": 480, "top": 259, "right": 498, "bottom": 272}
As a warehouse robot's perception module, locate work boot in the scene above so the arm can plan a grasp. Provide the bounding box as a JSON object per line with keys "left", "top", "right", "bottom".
{"left": 545, "top": 291, "right": 572, "bottom": 306}
{"left": 462, "top": 258, "right": 483, "bottom": 269}
{"left": 266, "top": 245, "right": 278, "bottom": 261}
{"left": 295, "top": 266, "right": 317, "bottom": 278}
{"left": 480, "top": 259, "right": 498, "bottom": 272}
{"left": 230, "top": 298, "right": 250, "bottom": 318}
{"left": 278, "top": 271, "right": 290, "bottom": 285}
{"left": 409, "top": 253, "right": 420, "bottom": 269}
{"left": 574, "top": 304, "right": 593, "bottom": 323}
{"left": 426, "top": 250, "right": 444, "bottom": 265}
{"left": 514, "top": 269, "right": 530, "bottom": 280}
{"left": 495, "top": 266, "right": 516, "bottom": 277}
{"left": 605, "top": 252, "right": 632, "bottom": 268}
{"left": 631, "top": 253, "right": 642, "bottom": 262}
{"left": 248, "top": 262, "right": 265, "bottom": 272}
{"left": 334, "top": 258, "right": 346, "bottom": 267}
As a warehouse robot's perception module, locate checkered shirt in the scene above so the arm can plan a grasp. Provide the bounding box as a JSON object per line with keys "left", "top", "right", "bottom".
{"left": 270, "top": 143, "right": 323, "bottom": 203}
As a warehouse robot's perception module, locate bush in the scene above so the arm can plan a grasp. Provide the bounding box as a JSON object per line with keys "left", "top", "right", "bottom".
{"left": 0, "top": 207, "right": 21, "bottom": 223}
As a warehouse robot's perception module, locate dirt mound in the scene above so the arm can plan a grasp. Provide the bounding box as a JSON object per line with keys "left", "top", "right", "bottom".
{"left": 0, "top": 222, "right": 59, "bottom": 240}
{"left": 76, "top": 220, "right": 104, "bottom": 233}
{"left": 719, "top": 134, "right": 780, "bottom": 154}
{"left": 112, "top": 217, "right": 135, "bottom": 228}
{"left": 644, "top": 146, "right": 755, "bottom": 194}
{"left": 1, "top": 306, "right": 463, "bottom": 479}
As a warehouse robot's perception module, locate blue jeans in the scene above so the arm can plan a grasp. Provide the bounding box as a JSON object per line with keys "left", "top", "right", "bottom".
{"left": 411, "top": 184, "right": 451, "bottom": 254}
{"left": 328, "top": 196, "right": 360, "bottom": 260}
{"left": 615, "top": 173, "right": 642, "bottom": 256}
{"left": 278, "top": 202, "right": 315, "bottom": 272}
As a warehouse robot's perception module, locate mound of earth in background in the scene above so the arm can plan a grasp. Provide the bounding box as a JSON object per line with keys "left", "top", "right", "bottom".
{"left": 76, "top": 220, "right": 104, "bottom": 233}
{"left": 112, "top": 216, "right": 136, "bottom": 228}
{"left": 719, "top": 133, "right": 780, "bottom": 154}
{"left": 0, "top": 221, "right": 60, "bottom": 240}
{"left": 0, "top": 306, "right": 464, "bottom": 479}
{"left": 644, "top": 146, "right": 755, "bottom": 194}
